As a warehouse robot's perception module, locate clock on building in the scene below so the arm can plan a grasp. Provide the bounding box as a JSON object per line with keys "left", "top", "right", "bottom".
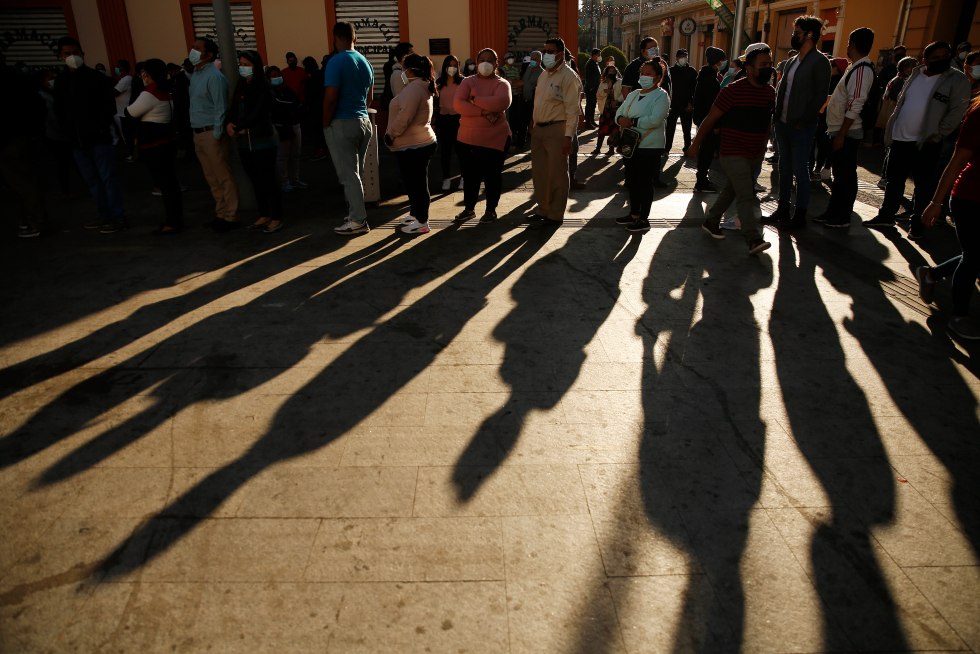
{"left": 679, "top": 17, "right": 697, "bottom": 36}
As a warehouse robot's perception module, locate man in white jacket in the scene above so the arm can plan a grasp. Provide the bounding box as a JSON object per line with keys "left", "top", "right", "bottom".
{"left": 818, "top": 27, "right": 876, "bottom": 228}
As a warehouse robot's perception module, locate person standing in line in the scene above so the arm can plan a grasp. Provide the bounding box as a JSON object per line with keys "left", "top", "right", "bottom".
{"left": 529, "top": 37, "right": 581, "bottom": 229}
{"left": 188, "top": 37, "right": 240, "bottom": 231}
{"left": 565, "top": 49, "right": 587, "bottom": 190}
{"left": 916, "top": 96, "right": 980, "bottom": 340}
{"left": 865, "top": 41, "right": 970, "bottom": 240}
{"left": 463, "top": 58, "right": 477, "bottom": 77}
{"left": 622, "top": 36, "right": 671, "bottom": 96}
{"left": 584, "top": 48, "right": 601, "bottom": 128}
{"left": 267, "top": 66, "right": 306, "bottom": 193}
{"left": 280, "top": 51, "right": 308, "bottom": 104}
{"left": 613, "top": 59, "right": 669, "bottom": 234}
{"left": 389, "top": 42, "right": 414, "bottom": 98}
{"left": 53, "top": 36, "right": 126, "bottom": 233}
{"left": 764, "top": 15, "right": 831, "bottom": 229}
{"left": 227, "top": 50, "right": 283, "bottom": 233}
{"left": 512, "top": 50, "right": 542, "bottom": 150}
{"left": 126, "top": 58, "right": 183, "bottom": 235}
{"left": 691, "top": 43, "right": 776, "bottom": 256}
{"left": 817, "top": 28, "right": 876, "bottom": 229}
{"left": 1, "top": 56, "right": 46, "bottom": 237}
{"left": 385, "top": 54, "right": 438, "bottom": 235}
{"left": 112, "top": 59, "right": 132, "bottom": 146}
{"left": 302, "top": 56, "right": 328, "bottom": 161}
{"left": 323, "top": 21, "right": 375, "bottom": 235}
{"left": 665, "top": 48, "right": 697, "bottom": 156}
{"left": 594, "top": 63, "right": 623, "bottom": 154}
{"left": 954, "top": 41, "right": 972, "bottom": 71}
{"left": 692, "top": 46, "right": 727, "bottom": 193}
{"left": 453, "top": 48, "right": 512, "bottom": 224}
{"left": 38, "top": 68, "right": 73, "bottom": 196}
{"left": 435, "top": 55, "right": 463, "bottom": 191}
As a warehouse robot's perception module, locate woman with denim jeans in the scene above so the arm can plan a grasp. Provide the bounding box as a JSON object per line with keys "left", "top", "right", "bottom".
{"left": 385, "top": 54, "right": 438, "bottom": 234}
{"left": 917, "top": 99, "right": 980, "bottom": 340}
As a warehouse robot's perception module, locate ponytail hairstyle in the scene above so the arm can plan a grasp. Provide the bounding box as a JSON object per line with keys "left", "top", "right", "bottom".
{"left": 404, "top": 53, "right": 436, "bottom": 96}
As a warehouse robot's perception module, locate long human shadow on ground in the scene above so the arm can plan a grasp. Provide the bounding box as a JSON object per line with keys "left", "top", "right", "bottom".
{"left": 452, "top": 212, "right": 640, "bottom": 501}
{"left": 0, "top": 235, "right": 330, "bottom": 400}
{"left": 803, "top": 232, "right": 980, "bottom": 563}
{"left": 769, "top": 233, "right": 908, "bottom": 650}
{"left": 567, "top": 194, "right": 773, "bottom": 652}
{"left": 91, "top": 217, "right": 553, "bottom": 580}
{"left": 0, "top": 235, "right": 404, "bottom": 477}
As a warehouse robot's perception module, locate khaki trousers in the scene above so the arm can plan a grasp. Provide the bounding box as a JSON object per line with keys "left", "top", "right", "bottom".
{"left": 530, "top": 122, "right": 569, "bottom": 221}
{"left": 194, "top": 131, "right": 239, "bottom": 221}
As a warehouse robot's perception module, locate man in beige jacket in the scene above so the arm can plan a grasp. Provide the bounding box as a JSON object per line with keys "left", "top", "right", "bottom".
{"left": 529, "top": 36, "right": 582, "bottom": 228}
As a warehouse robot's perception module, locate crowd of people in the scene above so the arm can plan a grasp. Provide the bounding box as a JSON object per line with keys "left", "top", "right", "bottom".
{"left": 0, "top": 18, "right": 978, "bottom": 338}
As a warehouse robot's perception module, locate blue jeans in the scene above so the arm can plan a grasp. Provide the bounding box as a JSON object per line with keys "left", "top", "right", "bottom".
{"left": 324, "top": 117, "right": 372, "bottom": 223}
{"left": 73, "top": 143, "right": 125, "bottom": 224}
{"left": 774, "top": 122, "right": 817, "bottom": 211}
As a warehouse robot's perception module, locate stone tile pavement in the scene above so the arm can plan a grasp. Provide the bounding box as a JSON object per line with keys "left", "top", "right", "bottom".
{"left": 0, "top": 134, "right": 978, "bottom": 652}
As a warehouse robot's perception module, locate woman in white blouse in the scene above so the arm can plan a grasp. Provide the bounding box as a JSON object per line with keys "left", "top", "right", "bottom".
{"left": 125, "top": 58, "right": 183, "bottom": 235}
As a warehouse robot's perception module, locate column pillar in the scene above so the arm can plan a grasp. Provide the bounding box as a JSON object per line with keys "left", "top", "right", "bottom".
{"left": 96, "top": 0, "right": 134, "bottom": 67}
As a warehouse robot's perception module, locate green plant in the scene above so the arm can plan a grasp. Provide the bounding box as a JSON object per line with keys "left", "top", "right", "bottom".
{"left": 577, "top": 51, "right": 590, "bottom": 73}
{"left": 600, "top": 45, "right": 628, "bottom": 72}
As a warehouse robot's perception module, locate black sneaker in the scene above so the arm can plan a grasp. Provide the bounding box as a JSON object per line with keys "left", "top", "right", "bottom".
{"left": 17, "top": 226, "right": 40, "bottom": 238}
{"left": 811, "top": 213, "right": 830, "bottom": 224}
{"left": 528, "top": 217, "right": 562, "bottom": 230}
{"left": 625, "top": 218, "right": 650, "bottom": 233}
{"left": 694, "top": 180, "right": 718, "bottom": 193}
{"left": 479, "top": 211, "right": 497, "bottom": 224}
{"left": 454, "top": 209, "right": 476, "bottom": 222}
{"left": 762, "top": 204, "right": 791, "bottom": 225}
{"left": 212, "top": 219, "right": 243, "bottom": 233}
{"left": 823, "top": 218, "right": 850, "bottom": 229}
{"left": 701, "top": 219, "right": 725, "bottom": 240}
{"left": 863, "top": 214, "right": 896, "bottom": 228}
{"left": 915, "top": 266, "right": 935, "bottom": 304}
{"left": 748, "top": 238, "right": 771, "bottom": 255}
{"left": 615, "top": 215, "right": 634, "bottom": 225}
{"left": 99, "top": 222, "right": 126, "bottom": 234}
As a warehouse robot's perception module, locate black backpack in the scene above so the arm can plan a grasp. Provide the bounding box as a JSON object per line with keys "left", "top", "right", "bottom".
{"left": 843, "top": 61, "right": 880, "bottom": 132}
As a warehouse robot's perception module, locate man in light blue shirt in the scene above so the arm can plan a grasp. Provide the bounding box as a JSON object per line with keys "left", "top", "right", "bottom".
{"left": 188, "top": 36, "right": 239, "bottom": 229}
{"left": 322, "top": 21, "right": 374, "bottom": 235}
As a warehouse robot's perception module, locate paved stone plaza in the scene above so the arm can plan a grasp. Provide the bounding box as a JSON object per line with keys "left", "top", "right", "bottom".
{"left": 1, "top": 138, "right": 978, "bottom": 652}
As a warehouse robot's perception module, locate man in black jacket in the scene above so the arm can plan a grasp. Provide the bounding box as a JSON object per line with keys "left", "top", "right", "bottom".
{"left": 54, "top": 36, "right": 126, "bottom": 233}
{"left": 623, "top": 36, "right": 671, "bottom": 96}
{"left": 692, "top": 46, "right": 727, "bottom": 192}
{"left": 764, "top": 15, "right": 831, "bottom": 228}
{"left": 584, "top": 48, "right": 601, "bottom": 128}
{"left": 665, "top": 48, "right": 698, "bottom": 155}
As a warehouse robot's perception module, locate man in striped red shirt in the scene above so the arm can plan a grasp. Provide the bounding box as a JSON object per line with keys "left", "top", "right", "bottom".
{"left": 818, "top": 28, "right": 876, "bottom": 228}
{"left": 689, "top": 43, "right": 776, "bottom": 255}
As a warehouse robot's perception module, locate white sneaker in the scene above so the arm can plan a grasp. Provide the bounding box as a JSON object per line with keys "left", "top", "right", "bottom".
{"left": 400, "top": 219, "right": 430, "bottom": 234}
{"left": 399, "top": 215, "right": 417, "bottom": 226}
{"left": 458, "top": 177, "right": 464, "bottom": 190}
{"left": 441, "top": 179, "right": 451, "bottom": 191}
{"left": 334, "top": 218, "right": 370, "bottom": 235}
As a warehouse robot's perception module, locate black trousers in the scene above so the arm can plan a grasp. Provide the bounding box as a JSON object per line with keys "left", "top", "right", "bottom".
{"left": 142, "top": 142, "right": 183, "bottom": 227}
{"left": 584, "top": 89, "right": 598, "bottom": 124}
{"left": 933, "top": 196, "right": 980, "bottom": 316}
{"left": 825, "top": 135, "right": 860, "bottom": 220}
{"left": 665, "top": 108, "right": 693, "bottom": 152}
{"left": 625, "top": 148, "right": 663, "bottom": 220}
{"left": 239, "top": 147, "right": 282, "bottom": 219}
{"left": 457, "top": 139, "right": 508, "bottom": 213}
{"left": 880, "top": 139, "right": 941, "bottom": 222}
{"left": 511, "top": 98, "right": 531, "bottom": 147}
{"left": 435, "top": 113, "right": 460, "bottom": 180}
{"left": 696, "top": 129, "right": 719, "bottom": 184}
{"left": 394, "top": 143, "right": 436, "bottom": 221}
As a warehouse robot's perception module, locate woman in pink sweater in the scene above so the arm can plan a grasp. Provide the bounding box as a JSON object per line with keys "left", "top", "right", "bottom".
{"left": 435, "top": 55, "right": 463, "bottom": 191}
{"left": 453, "top": 48, "right": 512, "bottom": 224}
{"left": 385, "top": 54, "right": 438, "bottom": 234}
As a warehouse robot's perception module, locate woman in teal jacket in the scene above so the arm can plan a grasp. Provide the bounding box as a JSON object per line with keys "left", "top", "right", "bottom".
{"left": 615, "top": 59, "right": 670, "bottom": 233}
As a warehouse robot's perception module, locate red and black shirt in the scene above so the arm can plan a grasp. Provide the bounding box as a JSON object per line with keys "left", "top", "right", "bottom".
{"left": 713, "top": 77, "right": 776, "bottom": 158}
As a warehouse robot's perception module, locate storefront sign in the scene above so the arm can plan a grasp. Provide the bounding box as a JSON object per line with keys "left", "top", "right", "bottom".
{"left": 507, "top": 0, "right": 558, "bottom": 58}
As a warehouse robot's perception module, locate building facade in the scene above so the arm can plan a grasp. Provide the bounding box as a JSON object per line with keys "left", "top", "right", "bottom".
{"left": 0, "top": 0, "right": 579, "bottom": 77}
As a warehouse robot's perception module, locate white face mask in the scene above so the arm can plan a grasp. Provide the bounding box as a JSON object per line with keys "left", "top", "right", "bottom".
{"left": 677, "top": 58, "right": 688, "bottom": 66}
{"left": 400, "top": 70, "right": 409, "bottom": 85}
{"left": 447, "top": 66, "right": 458, "bottom": 76}
{"left": 638, "top": 75, "right": 655, "bottom": 89}
{"left": 467, "top": 64, "right": 475, "bottom": 72}
{"left": 65, "top": 54, "right": 83, "bottom": 70}
{"left": 542, "top": 53, "right": 557, "bottom": 69}
{"left": 506, "top": 58, "right": 515, "bottom": 65}
{"left": 188, "top": 48, "right": 202, "bottom": 65}
{"left": 971, "top": 64, "right": 980, "bottom": 78}
{"left": 477, "top": 61, "right": 494, "bottom": 76}
{"left": 647, "top": 47, "right": 659, "bottom": 58}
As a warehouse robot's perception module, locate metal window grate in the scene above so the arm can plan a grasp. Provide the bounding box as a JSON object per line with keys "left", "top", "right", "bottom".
{"left": 335, "top": 0, "right": 400, "bottom": 96}
{"left": 0, "top": 7, "right": 70, "bottom": 69}
{"left": 507, "top": 0, "right": 559, "bottom": 59}
{"left": 190, "top": 3, "right": 258, "bottom": 52}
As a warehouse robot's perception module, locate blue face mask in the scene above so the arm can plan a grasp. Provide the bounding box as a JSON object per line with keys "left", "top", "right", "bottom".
{"left": 239, "top": 65, "right": 253, "bottom": 78}
{"left": 638, "top": 75, "right": 655, "bottom": 89}
{"left": 542, "top": 53, "right": 557, "bottom": 69}
{"left": 528, "top": 60, "right": 538, "bottom": 68}
{"left": 188, "top": 48, "right": 202, "bottom": 65}
{"left": 114, "top": 67, "right": 121, "bottom": 76}
{"left": 270, "top": 76, "right": 284, "bottom": 86}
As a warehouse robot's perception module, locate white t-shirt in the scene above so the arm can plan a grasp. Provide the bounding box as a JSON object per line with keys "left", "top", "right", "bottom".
{"left": 892, "top": 72, "right": 942, "bottom": 142}
{"left": 114, "top": 75, "right": 132, "bottom": 116}
{"left": 779, "top": 59, "right": 798, "bottom": 123}
{"left": 127, "top": 90, "right": 172, "bottom": 124}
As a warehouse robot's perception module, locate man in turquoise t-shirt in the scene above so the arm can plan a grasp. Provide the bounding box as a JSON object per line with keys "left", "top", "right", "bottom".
{"left": 323, "top": 21, "right": 375, "bottom": 235}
